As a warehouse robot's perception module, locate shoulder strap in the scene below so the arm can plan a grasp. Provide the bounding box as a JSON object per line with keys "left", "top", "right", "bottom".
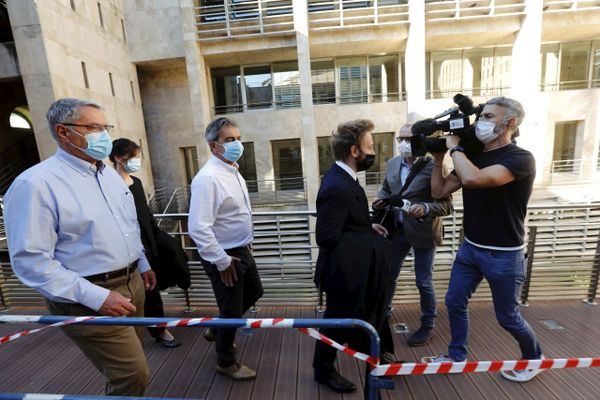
{"left": 397, "top": 157, "right": 429, "bottom": 196}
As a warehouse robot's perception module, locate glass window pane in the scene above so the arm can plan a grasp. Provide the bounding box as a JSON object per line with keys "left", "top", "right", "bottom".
{"left": 369, "top": 55, "right": 399, "bottom": 102}
{"left": 273, "top": 61, "right": 301, "bottom": 109}
{"left": 244, "top": 65, "right": 272, "bottom": 109}
{"left": 493, "top": 46, "right": 512, "bottom": 95}
{"left": 560, "top": 42, "right": 590, "bottom": 90}
{"left": 366, "top": 132, "right": 394, "bottom": 185}
{"left": 591, "top": 40, "right": 600, "bottom": 88}
{"left": 181, "top": 146, "right": 199, "bottom": 185}
{"left": 238, "top": 142, "right": 258, "bottom": 192}
{"left": 337, "top": 56, "right": 368, "bottom": 104}
{"left": 540, "top": 43, "right": 559, "bottom": 91}
{"left": 553, "top": 121, "right": 579, "bottom": 172}
{"left": 311, "top": 59, "right": 336, "bottom": 104}
{"left": 212, "top": 67, "right": 242, "bottom": 114}
{"left": 431, "top": 50, "right": 462, "bottom": 99}
{"left": 317, "top": 136, "right": 335, "bottom": 176}
{"left": 271, "top": 139, "right": 303, "bottom": 190}
{"left": 462, "top": 48, "right": 494, "bottom": 96}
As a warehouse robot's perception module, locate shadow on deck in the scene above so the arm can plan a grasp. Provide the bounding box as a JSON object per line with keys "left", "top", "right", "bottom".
{"left": 0, "top": 301, "right": 599, "bottom": 399}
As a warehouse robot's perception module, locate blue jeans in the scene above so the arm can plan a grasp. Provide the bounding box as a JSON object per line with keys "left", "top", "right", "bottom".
{"left": 445, "top": 242, "right": 542, "bottom": 362}
{"left": 385, "top": 229, "right": 437, "bottom": 328}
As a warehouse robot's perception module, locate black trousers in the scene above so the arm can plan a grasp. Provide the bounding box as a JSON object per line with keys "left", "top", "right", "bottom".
{"left": 144, "top": 287, "right": 166, "bottom": 338}
{"left": 201, "top": 246, "right": 264, "bottom": 367}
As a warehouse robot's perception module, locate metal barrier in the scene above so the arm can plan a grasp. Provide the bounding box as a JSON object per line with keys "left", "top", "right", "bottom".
{"left": 0, "top": 315, "right": 388, "bottom": 400}
{"left": 1, "top": 204, "right": 600, "bottom": 309}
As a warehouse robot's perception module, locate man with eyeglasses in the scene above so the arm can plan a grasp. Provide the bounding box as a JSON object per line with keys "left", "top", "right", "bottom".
{"left": 4, "top": 98, "right": 155, "bottom": 396}
{"left": 372, "top": 123, "right": 453, "bottom": 347}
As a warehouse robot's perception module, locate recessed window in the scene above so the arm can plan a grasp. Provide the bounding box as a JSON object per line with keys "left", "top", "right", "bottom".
{"left": 272, "top": 139, "right": 303, "bottom": 190}
{"left": 317, "top": 136, "right": 335, "bottom": 176}
{"left": 181, "top": 146, "right": 199, "bottom": 185}
{"left": 81, "top": 61, "right": 89, "bottom": 89}
{"left": 97, "top": 2, "right": 104, "bottom": 28}
{"left": 212, "top": 67, "right": 242, "bottom": 114}
{"left": 9, "top": 112, "right": 31, "bottom": 130}
{"left": 109, "top": 72, "right": 115, "bottom": 96}
{"left": 244, "top": 65, "right": 272, "bottom": 109}
{"left": 238, "top": 142, "right": 258, "bottom": 192}
{"left": 311, "top": 60, "right": 335, "bottom": 105}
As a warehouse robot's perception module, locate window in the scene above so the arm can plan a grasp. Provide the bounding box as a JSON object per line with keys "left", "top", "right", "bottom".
{"left": 81, "top": 61, "right": 89, "bottom": 89}
{"left": 366, "top": 132, "right": 394, "bottom": 184}
{"left": 271, "top": 139, "right": 303, "bottom": 190}
{"left": 592, "top": 41, "right": 600, "bottom": 88}
{"left": 181, "top": 147, "right": 199, "bottom": 185}
{"left": 540, "top": 44, "right": 559, "bottom": 91}
{"left": 244, "top": 65, "right": 272, "bottom": 109}
{"left": 212, "top": 67, "right": 242, "bottom": 114}
{"left": 430, "top": 50, "right": 462, "bottom": 99}
{"left": 273, "top": 61, "right": 301, "bottom": 109}
{"left": 337, "top": 56, "right": 368, "bottom": 104}
{"left": 560, "top": 42, "right": 590, "bottom": 90}
{"left": 9, "top": 112, "right": 31, "bottom": 130}
{"left": 238, "top": 142, "right": 258, "bottom": 192}
{"left": 109, "top": 72, "right": 115, "bottom": 96}
{"left": 463, "top": 48, "right": 494, "bottom": 96}
{"left": 552, "top": 121, "right": 580, "bottom": 172}
{"left": 311, "top": 60, "right": 335, "bottom": 104}
{"left": 97, "top": 2, "right": 104, "bottom": 28}
{"left": 369, "top": 55, "right": 399, "bottom": 102}
{"left": 130, "top": 80, "right": 136, "bottom": 102}
{"left": 121, "top": 19, "right": 127, "bottom": 41}
{"left": 317, "top": 136, "right": 335, "bottom": 176}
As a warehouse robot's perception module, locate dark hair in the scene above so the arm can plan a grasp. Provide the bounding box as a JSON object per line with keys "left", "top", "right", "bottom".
{"left": 109, "top": 138, "right": 140, "bottom": 165}
{"left": 205, "top": 117, "right": 238, "bottom": 143}
{"left": 330, "top": 119, "right": 374, "bottom": 161}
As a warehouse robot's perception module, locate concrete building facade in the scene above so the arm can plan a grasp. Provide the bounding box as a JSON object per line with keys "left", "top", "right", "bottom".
{"left": 2, "top": 0, "right": 600, "bottom": 205}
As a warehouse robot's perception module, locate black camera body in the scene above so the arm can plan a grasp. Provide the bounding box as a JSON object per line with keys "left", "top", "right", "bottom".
{"left": 410, "top": 94, "right": 485, "bottom": 157}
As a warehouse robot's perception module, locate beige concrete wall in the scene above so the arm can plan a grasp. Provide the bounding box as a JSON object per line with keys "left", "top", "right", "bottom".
{"left": 122, "top": 0, "right": 185, "bottom": 63}
{"left": 7, "top": 0, "right": 155, "bottom": 192}
{"left": 137, "top": 61, "right": 197, "bottom": 191}
{"left": 0, "top": 42, "right": 20, "bottom": 79}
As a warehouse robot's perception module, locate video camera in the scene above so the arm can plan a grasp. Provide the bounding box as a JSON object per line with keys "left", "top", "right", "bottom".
{"left": 410, "top": 94, "right": 485, "bottom": 157}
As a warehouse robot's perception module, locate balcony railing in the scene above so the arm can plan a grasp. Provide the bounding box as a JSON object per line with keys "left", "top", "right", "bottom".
{"left": 1, "top": 204, "right": 600, "bottom": 309}
{"left": 425, "top": 0, "right": 526, "bottom": 22}
{"left": 426, "top": 85, "right": 511, "bottom": 100}
{"left": 543, "top": 0, "right": 600, "bottom": 12}
{"left": 540, "top": 79, "right": 600, "bottom": 92}
{"left": 195, "top": 0, "right": 409, "bottom": 41}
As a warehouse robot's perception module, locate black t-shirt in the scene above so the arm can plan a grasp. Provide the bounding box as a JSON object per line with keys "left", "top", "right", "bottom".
{"left": 461, "top": 143, "right": 535, "bottom": 248}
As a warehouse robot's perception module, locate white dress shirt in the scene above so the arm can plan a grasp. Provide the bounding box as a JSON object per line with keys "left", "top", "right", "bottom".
{"left": 335, "top": 160, "right": 357, "bottom": 180}
{"left": 4, "top": 148, "right": 150, "bottom": 311}
{"left": 188, "top": 156, "right": 253, "bottom": 271}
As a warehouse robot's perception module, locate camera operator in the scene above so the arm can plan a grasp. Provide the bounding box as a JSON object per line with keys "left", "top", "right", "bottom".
{"left": 423, "top": 97, "right": 543, "bottom": 383}
{"left": 372, "top": 123, "right": 453, "bottom": 347}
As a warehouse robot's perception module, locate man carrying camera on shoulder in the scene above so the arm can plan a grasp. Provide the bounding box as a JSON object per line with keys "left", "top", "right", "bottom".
{"left": 422, "top": 96, "right": 544, "bottom": 383}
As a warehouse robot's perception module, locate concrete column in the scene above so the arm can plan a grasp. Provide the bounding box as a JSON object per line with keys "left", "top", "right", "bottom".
{"left": 510, "top": 0, "right": 544, "bottom": 182}
{"left": 405, "top": 0, "right": 426, "bottom": 116}
{"left": 179, "top": 0, "right": 212, "bottom": 165}
{"left": 293, "top": 0, "right": 319, "bottom": 208}
{"left": 7, "top": 0, "right": 56, "bottom": 160}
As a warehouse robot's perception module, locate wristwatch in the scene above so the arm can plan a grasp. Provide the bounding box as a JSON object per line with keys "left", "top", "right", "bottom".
{"left": 450, "top": 145, "right": 465, "bottom": 156}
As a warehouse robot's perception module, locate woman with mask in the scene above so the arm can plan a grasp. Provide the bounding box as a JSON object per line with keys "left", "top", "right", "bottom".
{"left": 110, "top": 138, "right": 181, "bottom": 348}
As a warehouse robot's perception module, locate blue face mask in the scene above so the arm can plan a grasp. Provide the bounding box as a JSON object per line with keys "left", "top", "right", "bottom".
{"left": 218, "top": 140, "right": 244, "bottom": 162}
{"left": 125, "top": 158, "right": 141, "bottom": 173}
{"left": 68, "top": 128, "right": 113, "bottom": 160}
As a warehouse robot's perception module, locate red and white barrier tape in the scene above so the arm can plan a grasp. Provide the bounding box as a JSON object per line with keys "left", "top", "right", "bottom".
{"left": 0, "top": 316, "right": 95, "bottom": 345}
{"left": 371, "top": 357, "right": 600, "bottom": 376}
{"left": 297, "top": 327, "right": 380, "bottom": 366}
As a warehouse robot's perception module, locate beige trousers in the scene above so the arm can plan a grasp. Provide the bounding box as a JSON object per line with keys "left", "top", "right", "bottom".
{"left": 46, "top": 270, "right": 149, "bottom": 396}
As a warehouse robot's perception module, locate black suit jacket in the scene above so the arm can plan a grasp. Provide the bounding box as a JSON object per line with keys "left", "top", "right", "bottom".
{"left": 314, "top": 163, "right": 374, "bottom": 293}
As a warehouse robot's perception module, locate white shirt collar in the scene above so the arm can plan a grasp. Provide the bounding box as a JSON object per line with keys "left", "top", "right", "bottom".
{"left": 335, "top": 160, "right": 357, "bottom": 181}
{"left": 209, "top": 155, "right": 239, "bottom": 174}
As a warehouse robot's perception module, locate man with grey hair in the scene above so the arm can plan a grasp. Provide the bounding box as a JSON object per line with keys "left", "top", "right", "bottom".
{"left": 188, "top": 117, "right": 263, "bottom": 380}
{"left": 4, "top": 98, "right": 155, "bottom": 396}
{"left": 423, "top": 96, "right": 543, "bottom": 383}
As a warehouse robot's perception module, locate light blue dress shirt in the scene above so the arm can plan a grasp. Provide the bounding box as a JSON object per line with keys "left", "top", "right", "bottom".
{"left": 4, "top": 148, "right": 150, "bottom": 311}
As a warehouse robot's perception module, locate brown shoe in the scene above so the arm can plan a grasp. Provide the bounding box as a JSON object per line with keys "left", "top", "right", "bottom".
{"left": 216, "top": 362, "right": 256, "bottom": 380}
{"left": 203, "top": 328, "right": 236, "bottom": 348}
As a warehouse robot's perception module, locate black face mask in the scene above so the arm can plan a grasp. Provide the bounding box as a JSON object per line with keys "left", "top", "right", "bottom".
{"left": 356, "top": 152, "right": 376, "bottom": 172}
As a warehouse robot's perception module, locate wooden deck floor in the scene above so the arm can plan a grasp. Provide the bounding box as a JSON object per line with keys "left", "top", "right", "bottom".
{"left": 1, "top": 300, "right": 599, "bottom": 399}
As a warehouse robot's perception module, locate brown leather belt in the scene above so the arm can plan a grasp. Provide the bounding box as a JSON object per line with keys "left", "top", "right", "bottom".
{"left": 84, "top": 260, "right": 138, "bottom": 283}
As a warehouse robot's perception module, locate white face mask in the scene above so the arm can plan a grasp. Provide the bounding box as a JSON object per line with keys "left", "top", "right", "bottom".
{"left": 398, "top": 140, "right": 412, "bottom": 157}
{"left": 125, "top": 158, "right": 141, "bottom": 173}
{"left": 475, "top": 120, "right": 504, "bottom": 144}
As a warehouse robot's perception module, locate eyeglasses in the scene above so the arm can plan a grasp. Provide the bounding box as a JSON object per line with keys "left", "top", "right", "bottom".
{"left": 396, "top": 137, "right": 410, "bottom": 143}
{"left": 61, "top": 123, "right": 114, "bottom": 134}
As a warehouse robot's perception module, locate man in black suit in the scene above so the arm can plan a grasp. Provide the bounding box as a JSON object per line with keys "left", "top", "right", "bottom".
{"left": 313, "top": 119, "right": 390, "bottom": 393}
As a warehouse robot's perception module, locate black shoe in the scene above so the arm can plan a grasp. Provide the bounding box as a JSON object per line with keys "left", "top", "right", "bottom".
{"left": 407, "top": 326, "right": 434, "bottom": 347}
{"left": 315, "top": 370, "right": 356, "bottom": 393}
{"left": 203, "top": 328, "right": 216, "bottom": 342}
{"left": 381, "top": 352, "right": 407, "bottom": 365}
{"left": 155, "top": 335, "right": 181, "bottom": 348}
